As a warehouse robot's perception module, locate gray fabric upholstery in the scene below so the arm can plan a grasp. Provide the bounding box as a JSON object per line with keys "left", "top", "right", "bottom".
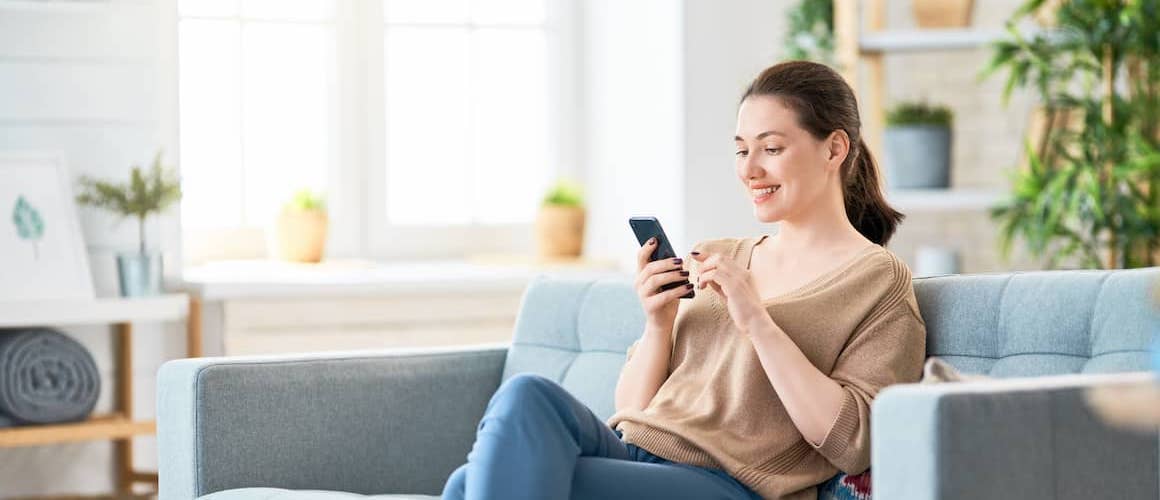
{"left": 500, "top": 275, "right": 645, "bottom": 421}
{"left": 872, "top": 372, "right": 1158, "bottom": 500}
{"left": 199, "top": 488, "right": 437, "bottom": 500}
{"left": 158, "top": 346, "right": 507, "bottom": 499}
{"left": 158, "top": 268, "right": 1160, "bottom": 499}
{"left": 913, "top": 268, "right": 1156, "bottom": 376}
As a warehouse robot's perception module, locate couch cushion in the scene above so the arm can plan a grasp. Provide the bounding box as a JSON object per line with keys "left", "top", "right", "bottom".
{"left": 913, "top": 268, "right": 1159, "bottom": 377}
{"left": 199, "top": 488, "right": 438, "bottom": 499}
{"left": 501, "top": 276, "right": 644, "bottom": 422}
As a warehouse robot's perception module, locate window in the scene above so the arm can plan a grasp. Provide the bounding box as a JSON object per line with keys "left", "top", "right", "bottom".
{"left": 176, "top": 0, "right": 568, "bottom": 262}
{"left": 178, "top": 0, "right": 337, "bottom": 230}
{"left": 381, "top": 0, "right": 549, "bottom": 226}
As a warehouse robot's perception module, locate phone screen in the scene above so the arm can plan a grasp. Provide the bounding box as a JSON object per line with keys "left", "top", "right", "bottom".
{"left": 629, "top": 216, "right": 693, "bottom": 298}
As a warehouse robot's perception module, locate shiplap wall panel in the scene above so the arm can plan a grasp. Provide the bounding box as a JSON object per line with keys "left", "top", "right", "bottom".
{"left": 0, "top": 0, "right": 177, "bottom": 497}
{"left": 0, "top": 62, "right": 157, "bottom": 122}
{"left": 0, "top": 3, "right": 157, "bottom": 61}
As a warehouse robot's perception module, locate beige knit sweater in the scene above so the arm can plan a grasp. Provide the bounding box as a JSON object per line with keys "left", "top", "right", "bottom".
{"left": 606, "top": 235, "right": 927, "bottom": 500}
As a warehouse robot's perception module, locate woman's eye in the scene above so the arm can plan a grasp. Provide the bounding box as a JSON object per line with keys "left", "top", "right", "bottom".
{"left": 765, "top": 147, "right": 783, "bottom": 155}
{"left": 735, "top": 150, "right": 748, "bottom": 157}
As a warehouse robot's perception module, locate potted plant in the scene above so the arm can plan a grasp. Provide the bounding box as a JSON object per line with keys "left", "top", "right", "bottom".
{"left": 913, "top": 0, "right": 974, "bottom": 28}
{"left": 535, "top": 179, "right": 585, "bottom": 260}
{"left": 275, "top": 188, "right": 328, "bottom": 263}
{"left": 785, "top": 0, "right": 834, "bottom": 65}
{"left": 883, "top": 101, "right": 954, "bottom": 189}
{"left": 75, "top": 150, "right": 182, "bottom": 297}
{"left": 981, "top": 0, "right": 1160, "bottom": 269}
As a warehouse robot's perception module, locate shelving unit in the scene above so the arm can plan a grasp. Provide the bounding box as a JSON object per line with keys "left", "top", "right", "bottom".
{"left": 834, "top": 0, "right": 1020, "bottom": 212}
{"left": 0, "top": 294, "right": 200, "bottom": 497}
{"left": 887, "top": 187, "right": 1005, "bottom": 212}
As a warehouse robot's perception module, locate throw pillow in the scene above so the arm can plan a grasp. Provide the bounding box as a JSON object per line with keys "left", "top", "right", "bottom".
{"left": 920, "top": 357, "right": 991, "bottom": 383}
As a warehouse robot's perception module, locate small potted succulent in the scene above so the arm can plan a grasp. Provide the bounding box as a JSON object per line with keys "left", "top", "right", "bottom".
{"left": 534, "top": 178, "right": 585, "bottom": 259}
{"left": 883, "top": 101, "right": 954, "bottom": 189}
{"left": 75, "top": 150, "right": 182, "bottom": 297}
{"left": 274, "top": 188, "right": 328, "bottom": 263}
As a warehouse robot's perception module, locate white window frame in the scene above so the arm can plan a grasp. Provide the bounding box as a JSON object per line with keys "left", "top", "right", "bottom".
{"left": 359, "top": 0, "right": 580, "bottom": 260}
{"left": 167, "top": 0, "right": 581, "bottom": 263}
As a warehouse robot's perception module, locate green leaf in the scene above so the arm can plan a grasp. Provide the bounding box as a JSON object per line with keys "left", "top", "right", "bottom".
{"left": 12, "top": 195, "right": 45, "bottom": 241}
{"left": 74, "top": 148, "right": 183, "bottom": 219}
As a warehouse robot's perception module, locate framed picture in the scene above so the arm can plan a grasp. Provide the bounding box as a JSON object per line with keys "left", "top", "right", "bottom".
{"left": 0, "top": 153, "right": 94, "bottom": 301}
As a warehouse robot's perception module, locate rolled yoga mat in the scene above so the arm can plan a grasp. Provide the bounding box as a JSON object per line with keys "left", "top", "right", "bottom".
{"left": 0, "top": 328, "right": 100, "bottom": 427}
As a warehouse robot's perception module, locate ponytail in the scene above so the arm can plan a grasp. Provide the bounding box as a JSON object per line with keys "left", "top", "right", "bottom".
{"left": 741, "top": 61, "right": 905, "bottom": 246}
{"left": 844, "top": 137, "right": 904, "bottom": 246}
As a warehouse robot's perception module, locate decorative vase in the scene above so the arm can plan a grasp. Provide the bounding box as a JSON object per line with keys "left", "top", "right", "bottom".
{"left": 275, "top": 209, "right": 328, "bottom": 263}
{"left": 117, "top": 251, "right": 163, "bottom": 297}
{"left": 884, "top": 125, "right": 952, "bottom": 189}
{"left": 915, "top": 246, "right": 960, "bottom": 277}
{"left": 535, "top": 204, "right": 585, "bottom": 259}
{"left": 912, "top": 0, "right": 973, "bottom": 28}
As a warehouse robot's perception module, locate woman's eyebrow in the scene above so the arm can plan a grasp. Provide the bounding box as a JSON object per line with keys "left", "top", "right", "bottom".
{"left": 734, "top": 130, "right": 785, "bottom": 141}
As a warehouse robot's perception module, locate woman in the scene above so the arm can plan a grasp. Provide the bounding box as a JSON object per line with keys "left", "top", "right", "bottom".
{"left": 441, "top": 60, "right": 927, "bottom": 500}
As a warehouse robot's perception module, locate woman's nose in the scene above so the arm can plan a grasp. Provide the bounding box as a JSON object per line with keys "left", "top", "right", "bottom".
{"left": 742, "top": 152, "right": 764, "bottom": 178}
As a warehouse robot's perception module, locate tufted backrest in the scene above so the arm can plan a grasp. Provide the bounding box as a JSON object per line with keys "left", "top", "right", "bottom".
{"left": 914, "top": 267, "right": 1158, "bottom": 376}
{"left": 502, "top": 268, "right": 1160, "bottom": 421}
{"left": 501, "top": 276, "right": 644, "bottom": 421}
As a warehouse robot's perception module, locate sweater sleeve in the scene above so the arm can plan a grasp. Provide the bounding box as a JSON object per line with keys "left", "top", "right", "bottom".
{"left": 808, "top": 269, "right": 927, "bottom": 474}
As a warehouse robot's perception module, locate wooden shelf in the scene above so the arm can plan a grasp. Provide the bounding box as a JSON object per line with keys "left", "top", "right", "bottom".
{"left": 887, "top": 188, "right": 1006, "bottom": 211}
{"left": 0, "top": 414, "right": 155, "bottom": 447}
{"left": 860, "top": 28, "right": 1009, "bottom": 53}
{"left": 0, "top": 292, "right": 199, "bottom": 496}
{"left": 0, "top": 294, "right": 188, "bottom": 327}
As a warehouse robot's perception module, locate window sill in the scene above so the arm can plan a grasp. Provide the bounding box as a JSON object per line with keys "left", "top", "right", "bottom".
{"left": 178, "top": 254, "right": 624, "bottom": 300}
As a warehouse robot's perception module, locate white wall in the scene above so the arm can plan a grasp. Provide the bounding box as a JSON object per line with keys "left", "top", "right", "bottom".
{"left": 580, "top": 0, "right": 685, "bottom": 273}
{"left": 0, "top": 0, "right": 183, "bottom": 496}
{"left": 581, "top": 0, "right": 785, "bottom": 273}
{"left": 681, "top": 0, "right": 785, "bottom": 246}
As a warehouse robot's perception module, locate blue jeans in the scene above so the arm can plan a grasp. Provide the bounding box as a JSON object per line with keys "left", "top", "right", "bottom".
{"left": 441, "top": 373, "right": 762, "bottom": 500}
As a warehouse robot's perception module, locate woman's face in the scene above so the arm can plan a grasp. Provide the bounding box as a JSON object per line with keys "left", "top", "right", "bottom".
{"left": 734, "top": 95, "right": 842, "bottom": 223}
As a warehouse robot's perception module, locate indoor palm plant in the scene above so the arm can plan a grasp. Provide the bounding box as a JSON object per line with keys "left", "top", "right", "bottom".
{"left": 785, "top": 0, "right": 834, "bottom": 65}
{"left": 534, "top": 178, "right": 585, "bottom": 259}
{"left": 76, "top": 150, "right": 182, "bottom": 296}
{"left": 981, "top": 0, "right": 1160, "bottom": 269}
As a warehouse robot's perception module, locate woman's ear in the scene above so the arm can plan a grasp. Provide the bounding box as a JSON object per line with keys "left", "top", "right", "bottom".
{"left": 826, "top": 130, "right": 851, "bottom": 171}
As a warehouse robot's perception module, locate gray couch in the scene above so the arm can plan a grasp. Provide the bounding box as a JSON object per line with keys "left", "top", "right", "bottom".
{"left": 158, "top": 268, "right": 1160, "bottom": 499}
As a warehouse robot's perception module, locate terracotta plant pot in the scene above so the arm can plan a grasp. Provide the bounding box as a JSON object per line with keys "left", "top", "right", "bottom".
{"left": 275, "top": 209, "right": 328, "bottom": 263}
{"left": 912, "top": 0, "right": 973, "bottom": 28}
{"left": 535, "top": 204, "right": 585, "bottom": 259}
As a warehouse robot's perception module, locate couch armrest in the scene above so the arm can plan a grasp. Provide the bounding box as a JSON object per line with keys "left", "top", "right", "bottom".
{"left": 157, "top": 344, "right": 508, "bottom": 499}
{"left": 871, "top": 372, "right": 1159, "bottom": 500}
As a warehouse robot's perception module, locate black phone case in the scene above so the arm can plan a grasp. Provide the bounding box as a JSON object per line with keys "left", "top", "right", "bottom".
{"left": 629, "top": 216, "right": 695, "bottom": 299}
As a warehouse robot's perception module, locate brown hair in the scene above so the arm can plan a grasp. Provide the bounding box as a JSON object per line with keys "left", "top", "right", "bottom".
{"left": 740, "top": 60, "right": 904, "bottom": 247}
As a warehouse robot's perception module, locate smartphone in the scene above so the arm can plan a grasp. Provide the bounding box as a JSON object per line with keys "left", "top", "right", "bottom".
{"left": 629, "top": 216, "right": 695, "bottom": 299}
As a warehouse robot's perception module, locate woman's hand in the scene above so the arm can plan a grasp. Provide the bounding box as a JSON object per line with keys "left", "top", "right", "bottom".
{"left": 690, "top": 250, "right": 773, "bottom": 336}
{"left": 635, "top": 238, "right": 694, "bottom": 331}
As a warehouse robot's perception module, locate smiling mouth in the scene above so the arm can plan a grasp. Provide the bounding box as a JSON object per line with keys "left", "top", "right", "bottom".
{"left": 752, "top": 185, "right": 780, "bottom": 201}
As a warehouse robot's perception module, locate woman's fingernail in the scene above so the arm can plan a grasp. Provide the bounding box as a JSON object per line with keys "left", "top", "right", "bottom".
{"left": 672, "top": 258, "right": 682, "bottom": 265}
{"left": 690, "top": 251, "right": 701, "bottom": 256}
{"left": 648, "top": 237, "right": 657, "bottom": 245}
{"left": 680, "top": 271, "right": 690, "bottom": 277}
